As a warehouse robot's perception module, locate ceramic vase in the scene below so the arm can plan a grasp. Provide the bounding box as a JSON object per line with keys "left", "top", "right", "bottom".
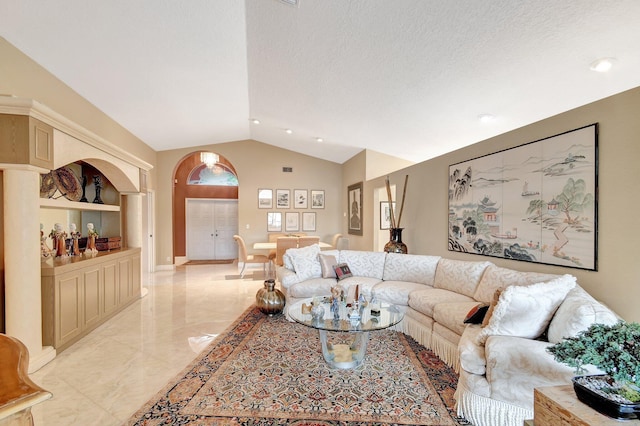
{"left": 256, "top": 279, "right": 286, "bottom": 316}
{"left": 384, "top": 228, "right": 408, "bottom": 254}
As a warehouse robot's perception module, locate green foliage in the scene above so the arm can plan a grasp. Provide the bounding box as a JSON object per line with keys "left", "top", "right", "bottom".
{"left": 547, "top": 322, "right": 640, "bottom": 395}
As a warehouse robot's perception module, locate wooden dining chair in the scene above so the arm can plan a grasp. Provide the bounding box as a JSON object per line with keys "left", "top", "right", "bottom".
{"left": 297, "top": 236, "right": 320, "bottom": 248}
{"left": 233, "top": 235, "right": 270, "bottom": 278}
{"left": 0, "top": 334, "right": 52, "bottom": 425}
{"left": 267, "top": 233, "right": 286, "bottom": 261}
{"left": 275, "top": 237, "right": 299, "bottom": 267}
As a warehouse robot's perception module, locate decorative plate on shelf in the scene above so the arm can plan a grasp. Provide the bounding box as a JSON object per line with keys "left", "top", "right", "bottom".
{"left": 51, "top": 167, "right": 82, "bottom": 201}
{"left": 39, "top": 172, "right": 56, "bottom": 198}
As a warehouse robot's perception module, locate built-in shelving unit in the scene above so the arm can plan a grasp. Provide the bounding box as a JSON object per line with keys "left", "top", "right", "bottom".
{"left": 39, "top": 197, "right": 120, "bottom": 212}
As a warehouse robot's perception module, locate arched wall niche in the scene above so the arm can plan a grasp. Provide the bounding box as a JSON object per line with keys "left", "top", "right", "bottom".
{"left": 172, "top": 151, "right": 239, "bottom": 259}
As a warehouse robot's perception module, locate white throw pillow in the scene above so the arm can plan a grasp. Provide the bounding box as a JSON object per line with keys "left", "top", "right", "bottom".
{"left": 476, "top": 274, "right": 576, "bottom": 344}
{"left": 287, "top": 244, "right": 322, "bottom": 281}
{"left": 547, "top": 286, "right": 619, "bottom": 344}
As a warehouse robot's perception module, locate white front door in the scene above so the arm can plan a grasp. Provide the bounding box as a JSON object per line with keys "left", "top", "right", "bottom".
{"left": 186, "top": 199, "right": 238, "bottom": 260}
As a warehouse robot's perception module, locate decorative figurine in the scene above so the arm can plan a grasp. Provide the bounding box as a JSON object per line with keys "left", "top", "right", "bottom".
{"left": 69, "top": 223, "right": 81, "bottom": 256}
{"left": 49, "top": 223, "right": 68, "bottom": 258}
{"left": 93, "top": 175, "right": 104, "bottom": 204}
{"left": 79, "top": 175, "right": 88, "bottom": 202}
{"left": 85, "top": 222, "right": 99, "bottom": 255}
{"left": 40, "top": 223, "right": 52, "bottom": 258}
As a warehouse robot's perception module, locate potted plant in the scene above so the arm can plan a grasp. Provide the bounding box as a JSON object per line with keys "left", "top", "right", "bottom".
{"left": 547, "top": 321, "right": 640, "bottom": 419}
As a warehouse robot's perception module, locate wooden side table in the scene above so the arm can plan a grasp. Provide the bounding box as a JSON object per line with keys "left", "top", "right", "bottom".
{"left": 533, "top": 385, "right": 626, "bottom": 425}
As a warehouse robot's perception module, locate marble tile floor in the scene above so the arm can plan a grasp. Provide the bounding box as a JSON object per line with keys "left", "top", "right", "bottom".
{"left": 30, "top": 262, "right": 266, "bottom": 426}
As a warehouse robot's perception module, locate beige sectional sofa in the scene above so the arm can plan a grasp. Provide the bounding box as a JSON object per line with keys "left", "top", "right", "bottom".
{"left": 276, "top": 244, "right": 619, "bottom": 426}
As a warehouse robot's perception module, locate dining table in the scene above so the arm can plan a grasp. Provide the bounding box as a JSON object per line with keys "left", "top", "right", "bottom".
{"left": 253, "top": 241, "right": 332, "bottom": 250}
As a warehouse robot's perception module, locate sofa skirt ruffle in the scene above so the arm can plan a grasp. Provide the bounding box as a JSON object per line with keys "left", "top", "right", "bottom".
{"left": 455, "top": 381, "right": 532, "bottom": 426}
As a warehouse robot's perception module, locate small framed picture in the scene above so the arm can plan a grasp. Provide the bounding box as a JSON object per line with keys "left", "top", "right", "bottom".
{"left": 380, "top": 201, "right": 396, "bottom": 230}
{"left": 258, "top": 189, "right": 272, "bottom": 209}
{"left": 293, "top": 189, "right": 308, "bottom": 209}
{"left": 276, "top": 189, "right": 290, "bottom": 209}
{"left": 310, "top": 190, "right": 325, "bottom": 209}
{"left": 348, "top": 182, "right": 363, "bottom": 235}
{"left": 302, "top": 212, "right": 316, "bottom": 231}
{"left": 285, "top": 212, "right": 299, "bottom": 232}
{"left": 267, "top": 212, "right": 282, "bottom": 232}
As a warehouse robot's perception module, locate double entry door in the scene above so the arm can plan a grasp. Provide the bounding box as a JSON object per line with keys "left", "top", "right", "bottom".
{"left": 186, "top": 199, "right": 238, "bottom": 260}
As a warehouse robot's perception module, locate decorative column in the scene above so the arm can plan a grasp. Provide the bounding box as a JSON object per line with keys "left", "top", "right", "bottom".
{"left": 3, "top": 166, "right": 56, "bottom": 372}
{"left": 124, "top": 192, "right": 146, "bottom": 297}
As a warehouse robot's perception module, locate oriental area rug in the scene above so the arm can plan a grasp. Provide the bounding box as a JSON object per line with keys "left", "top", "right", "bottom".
{"left": 127, "top": 306, "right": 470, "bottom": 425}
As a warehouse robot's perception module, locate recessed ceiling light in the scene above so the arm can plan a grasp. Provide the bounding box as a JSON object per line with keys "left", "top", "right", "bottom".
{"left": 285, "top": 129, "right": 293, "bottom": 134}
{"left": 250, "top": 118, "right": 260, "bottom": 124}
{"left": 478, "top": 113, "right": 495, "bottom": 123}
{"left": 590, "top": 58, "right": 616, "bottom": 73}
{"left": 316, "top": 138, "right": 324, "bottom": 143}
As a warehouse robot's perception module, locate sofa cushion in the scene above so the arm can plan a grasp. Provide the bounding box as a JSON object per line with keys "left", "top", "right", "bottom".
{"left": 485, "top": 335, "right": 576, "bottom": 411}
{"left": 433, "top": 301, "right": 480, "bottom": 336}
{"left": 338, "top": 250, "right": 386, "bottom": 279}
{"left": 459, "top": 325, "right": 487, "bottom": 375}
{"left": 382, "top": 253, "right": 441, "bottom": 285}
{"left": 319, "top": 254, "right": 338, "bottom": 278}
{"left": 547, "top": 285, "right": 619, "bottom": 344}
{"left": 287, "top": 277, "right": 336, "bottom": 298}
{"left": 286, "top": 244, "right": 322, "bottom": 281}
{"left": 434, "top": 259, "right": 492, "bottom": 298}
{"left": 371, "top": 281, "right": 432, "bottom": 306}
{"left": 473, "top": 264, "right": 560, "bottom": 304}
{"left": 409, "top": 288, "right": 476, "bottom": 318}
{"left": 336, "top": 276, "right": 382, "bottom": 300}
{"left": 477, "top": 275, "right": 576, "bottom": 344}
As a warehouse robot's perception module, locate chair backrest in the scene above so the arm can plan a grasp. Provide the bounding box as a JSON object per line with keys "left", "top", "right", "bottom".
{"left": 298, "top": 236, "right": 320, "bottom": 248}
{"left": 275, "top": 237, "right": 298, "bottom": 266}
{"left": 233, "top": 235, "right": 247, "bottom": 262}
{"left": 268, "top": 233, "right": 286, "bottom": 242}
{"left": 331, "top": 233, "right": 343, "bottom": 248}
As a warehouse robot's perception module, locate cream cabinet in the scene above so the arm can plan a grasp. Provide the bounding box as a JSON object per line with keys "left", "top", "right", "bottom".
{"left": 41, "top": 248, "right": 141, "bottom": 353}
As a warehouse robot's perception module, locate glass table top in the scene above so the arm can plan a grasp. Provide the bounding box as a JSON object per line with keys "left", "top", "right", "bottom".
{"left": 288, "top": 297, "right": 404, "bottom": 333}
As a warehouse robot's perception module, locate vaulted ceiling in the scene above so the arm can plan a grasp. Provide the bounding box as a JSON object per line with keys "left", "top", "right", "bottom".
{"left": 2, "top": 1, "right": 640, "bottom": 164}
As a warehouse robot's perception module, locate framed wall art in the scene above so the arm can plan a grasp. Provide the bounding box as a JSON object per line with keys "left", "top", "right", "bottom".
{"left": 348, "top": 182, "right": 363, "bottom": 236}
{"left": 311, "top": 190, "right": 325, "bottom": 209}
{"left": 258, "top": 189, "right": 272, "bottom": 209}
{"left": 293, "top": 189, "right": 308, "bottom": 209}
{"left": 276, "top": 189, "right": 290, "bottom": 208}
{"left": 302, "top": 212, "right": 316, "bottom": 231}
{"left": 448, "top": 123, "right": 598, "bottom": 270}
{"left": 267, "top": 212, "right": 282, "bottom": 232}
{"left": 380, "top": 201, "right": 396, "bottom": 230}
{"left": 285, "top": 212, "right": 299, "bottom": 232}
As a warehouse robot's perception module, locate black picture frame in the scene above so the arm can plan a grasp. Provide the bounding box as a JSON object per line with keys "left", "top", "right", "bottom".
{"left": 348, "top": 182, "right": 363, "bottom": 235}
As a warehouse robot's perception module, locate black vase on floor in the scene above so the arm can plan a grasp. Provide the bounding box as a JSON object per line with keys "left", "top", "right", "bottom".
{"left": 384, "top": 228, "right": 408, "bottom": 254}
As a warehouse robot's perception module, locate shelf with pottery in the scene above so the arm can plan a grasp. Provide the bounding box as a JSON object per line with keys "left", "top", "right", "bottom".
{"left": 41, "top": 247, "right": 141, "bottom": 353}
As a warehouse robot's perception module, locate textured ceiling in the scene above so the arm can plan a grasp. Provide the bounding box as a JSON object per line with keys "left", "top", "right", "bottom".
{"left": 1, "top": 0, "right": 640, "bottom": 164}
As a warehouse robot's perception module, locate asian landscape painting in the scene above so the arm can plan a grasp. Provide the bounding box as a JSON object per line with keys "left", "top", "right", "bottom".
{"left": 448, "top": 124, "right": 598, "bottom": 270}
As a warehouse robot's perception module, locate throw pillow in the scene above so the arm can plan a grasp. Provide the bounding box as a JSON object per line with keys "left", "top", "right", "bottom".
{"left": 334, "top": 263, "right": 353, "bottom": 280}
{"left": 464, "top": 303, "right": 490, "bottom": 324}
{"left": 476, "top": 274, "right": 576, "bottom": 344}
{"left": 482, "top": 289, "right": 502, "bottom": 327}
{"left": 287, "top": 244, "right": 322, "bottom": 281}
{"left": 319, "top": 254, "right": 338, "bottom": 278}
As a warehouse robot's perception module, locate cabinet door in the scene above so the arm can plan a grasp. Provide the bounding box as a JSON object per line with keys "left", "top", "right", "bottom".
{"left": 118, "top": 258, "right": 133, "bottom": 304}
{"left": 56, "top": 272, "right": 83, "bottom": 347}
{"left": 83, "top": 267, "right": 102, "bottom": 328}
{"left": 103, "top": 261, "right": 119, "bottom": 315}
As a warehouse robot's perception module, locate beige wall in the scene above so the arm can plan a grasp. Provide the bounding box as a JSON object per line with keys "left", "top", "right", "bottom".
{"left": 368, "top": 86, "right": 640, "bottom": 322}
{"left": 155, "top": 140, "right": 343, "bottom": 266}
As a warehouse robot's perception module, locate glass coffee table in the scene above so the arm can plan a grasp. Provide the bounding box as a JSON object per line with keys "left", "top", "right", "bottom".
{"left": 288, "top": 297, "right": 404, "bottom": 369}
